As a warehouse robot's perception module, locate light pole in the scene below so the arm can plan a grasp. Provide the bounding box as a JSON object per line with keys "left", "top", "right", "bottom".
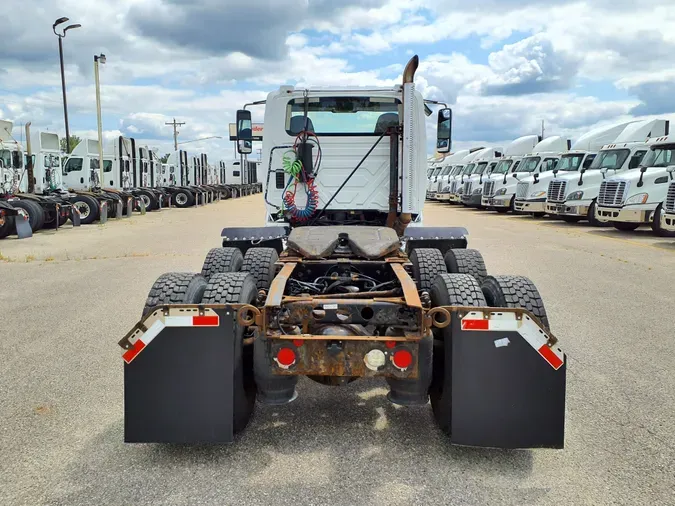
{"left": 94, "top": 53, "right": 106, "bottom": 188}
{"left": 53, "top": 17, "right": 81, "bottom": 153}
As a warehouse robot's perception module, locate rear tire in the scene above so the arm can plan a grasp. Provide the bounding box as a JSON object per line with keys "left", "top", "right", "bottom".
{"left": 142, "top": 272, "right": 208, "bottom": 317}
{"left": 242, "top": 247, "right": 279, "bottom": 291}
{"left": 71, "top": 195, "right": 100, "bottom": 225}
{"left": 587, "top": 200, "right": 608, "bottom": 227}
{"left": 481, "top": 275, "right": 550, "bottom": 331}
{"left": 0, "top": 208, "right": 14, "bottom": 238}
{"left": 612, "top": 222, "right": 640, "bottom": 232}
{"left": 10, "top": 200, "right": 44, "bottom": 231}
{"left": 429, "top": 273, "right": 487, "bottom": 435}
{"left": 410, "top": 248, "right": 447, "bottom": 291}
{"left": 201, "top": 247, "right": 244, "bottom": 279}
{"left": 202, "top": 272, "right": 258, "bottom": 433}
{"left": 172, "top": 190, "right": 195, "bottom": 208}
{"left": 443, "top": 249, "right": 488, "bottom": 285}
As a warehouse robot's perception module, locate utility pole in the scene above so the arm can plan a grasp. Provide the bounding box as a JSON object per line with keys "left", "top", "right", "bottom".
{"left": 165, "top": 118, "right": 185, "bottom": 152}
{"left": 541, "top": 120, "right": 545, "bottom": 140}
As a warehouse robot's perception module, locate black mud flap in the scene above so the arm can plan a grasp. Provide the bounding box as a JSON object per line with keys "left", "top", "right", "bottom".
{"left": 70, "top": 207, "right": 81, "bottom": 227}
{"left": 404, "top": 227, "right": 469, "bottom": 254}
{"left": 124, "top": 307, "right": 237, "bottom": 443}
{"left": 14, "top": 210, "right": 33, "bottom": 239}
{"left": 125, "top": 198, "right": 133, "bottom": 217}
{"left": 450, "top": 312, "right": 566, "bottom": 449}
{"left": 116, "top": 201, "right": 123, "bottom": 218}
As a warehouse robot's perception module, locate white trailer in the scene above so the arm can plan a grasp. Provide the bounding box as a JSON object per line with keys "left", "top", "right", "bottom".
{"left": 596, "top": 133, "right": 675, "bottom": 236}
{"left": 512, "top": 136, "right": 571, "bottom": 216}
{"left": 545, "top": 119, "right": 668, "bottom": 225}
{"left": 482, "top": 135, "right": 540, "bottom": 211}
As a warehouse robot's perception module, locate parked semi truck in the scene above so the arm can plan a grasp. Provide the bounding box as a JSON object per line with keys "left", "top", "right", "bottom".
{"left": 513, "top": 136, "right": 571, "bottom": 216}
{"left": 596, "top": 134, "right": 675, "bottom": 236}
{"left": 1, "top": 122, "right": 77, "bottom": 230}
{"left": 120, "top": 56, "right": 566, "bottom": 449}
{"left": 433, "top": 150, "right": 470, "bottom": 201}
{"left": 662, "top": 178, "right": 675, "bottom": 234}
{"left": 481, "top": 135, "right": 540, "bottom": 211}
{"left": 460, "top": 147, "right": 503, "bottom": 207}
{"left": 448, "top": 149, "right": 487, "bottom": 203}
{"left": 546, "top": 119, "right": 667, "bottom": 226}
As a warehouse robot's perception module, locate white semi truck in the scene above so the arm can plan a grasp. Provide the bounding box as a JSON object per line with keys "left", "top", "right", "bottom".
{"left": 596, "top": 134, "right": 675, "bottom": 236}
{"left": 433, "top": 150, "right": 470, "bottom": 201}
{"left": 662, "top": 178, "right": 675, "bottom": 233}
{"left": 481, "top": 135, "right": 540, "bottom": 211}
{"left": 545, "top": 120, "right": 666, "bottom": 225}
{"left": 513, "top": 136, "right": 571, "bottom": 216}
{"left": 448, "top": 149, "right": 488, "bottom": 204}
{"left": 120, "top": 55, "right": 567, "bottom": 450}
{"left": 460, "top": 147, "right": 504, "bottom": 207}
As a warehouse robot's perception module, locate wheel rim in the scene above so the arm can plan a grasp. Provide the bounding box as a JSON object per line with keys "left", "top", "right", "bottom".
{"left": 176, "top": 193, "right": 188, "bottom": 205}
{"left": 141, "top": 195, "right": 151, "bottom": 208}
{"left": 74, "top": 202, "right": 91, "bottom": 219}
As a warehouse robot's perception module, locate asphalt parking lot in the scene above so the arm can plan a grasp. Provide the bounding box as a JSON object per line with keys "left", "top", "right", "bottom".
{"left": 1, "top": 196, "right": 674, "bottom": 506}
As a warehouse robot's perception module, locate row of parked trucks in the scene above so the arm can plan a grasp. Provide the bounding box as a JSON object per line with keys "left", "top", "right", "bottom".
{"left": 426, "top": 118, "right": 675, "bottom": 236}
{"left": 0, "top": 120, "right": 262, "bottom": 239}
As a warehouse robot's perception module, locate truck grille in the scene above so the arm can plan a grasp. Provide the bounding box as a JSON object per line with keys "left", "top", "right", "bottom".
{"left": 598, "top": 180, "right": 628, "bottom": 207}
{"left": 666, "top": 182, "right": 675, "bottom": 213}
{"left": 483, "top": 181, "right": 495, "bottom": 197}
{"left": 463, "top": 181, "right": 473, "bottom": 195}
{"left": 450, "top": 180, "right": 458, "bottom": 193}
{"left": 547, "top": 180, "right": 567, "bottom": 202}
{"left": 516, "top": 182, "right": 529, "bottom": 200}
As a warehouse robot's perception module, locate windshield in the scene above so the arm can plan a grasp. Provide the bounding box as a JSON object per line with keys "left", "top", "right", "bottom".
{"left": 555, "top": 154, "right": 585, "bottom": 172}
{"left": 492, "top": 159, "right": 513, "bottom": 174}
{"left": 0, "top": 150, "right": 11, "bottom": 168}
{"left": 640, "top": 145, "right": 675, "bottom": 168}
{"left": 518, "top": 156, "right": 541, "bottom": 172}
{"left": 474, "top": 162, "right": 488, "bottom": 175}
{"left": 432, "top": 168, "right": 442, "bottom": 176}
{"left": 286, "top": 96, "right": 400, "bottom": 136}
{"left": 451, "top": 166, "right": 462, "bottom": 175}
{"left": 440, "top": 166, "right": 452, "bottom": 176}
{"left": 589, "top": 149, "right": 630, "bottom": 170}
{"left": 463, "top": 163, "right": 475, "bottom": 174}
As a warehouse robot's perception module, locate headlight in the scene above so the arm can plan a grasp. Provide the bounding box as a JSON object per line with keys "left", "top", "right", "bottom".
{"left": 442, "top": 186, "right": 450, "bottom": 192}
{"left": 473, "top": 188, "right": 482, "bottom": 195}
{"left": 495, "top": 188, "right": 507, "bottom": 196}
{"left": 625, "top": 193, "right": 649, "bottom": 205}
{"left": 567, "top": 191, "right": 583, "bottom": 201}
{"left": 529, "top": 191, "right": 546, "bottom": 199}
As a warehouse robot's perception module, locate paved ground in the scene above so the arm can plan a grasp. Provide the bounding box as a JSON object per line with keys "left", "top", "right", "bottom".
{"left": 1, "top": 196, "right": 674, "bottom": 506}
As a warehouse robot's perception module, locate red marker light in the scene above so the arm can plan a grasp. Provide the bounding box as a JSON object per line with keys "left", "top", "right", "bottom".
{"left": 276, "top": 347, "right": 296, "bottom": 368}
{"left": 385, "top": 341, "right": 396, "bottom": 349}
{"left": 392, "top": 349, "right": 413, "bottom": 370}
{"left": 292, "top": 339, "right": 304, "bottom": 347}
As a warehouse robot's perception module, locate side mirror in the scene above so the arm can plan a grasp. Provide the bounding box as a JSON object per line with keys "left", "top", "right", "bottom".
{"left": 236, "top": 109, "right": 253, "bottom": 155}
{"left": 436, "top": 108, "right": 452, "bottom": 154}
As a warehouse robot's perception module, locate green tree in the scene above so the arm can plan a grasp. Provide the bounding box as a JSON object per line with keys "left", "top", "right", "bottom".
{"left": 161, "top": 153, "right": 171, "bottom": 163}
{"left": 60, "top": 135, "right": 82, "bottom": 154}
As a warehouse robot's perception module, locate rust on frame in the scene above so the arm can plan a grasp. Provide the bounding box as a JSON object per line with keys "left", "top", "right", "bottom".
{"left": 390, "top": 263, "right": 422, "bottom": 309}
{"left": 265, "top": 262, "right": 296, "bottom": 307}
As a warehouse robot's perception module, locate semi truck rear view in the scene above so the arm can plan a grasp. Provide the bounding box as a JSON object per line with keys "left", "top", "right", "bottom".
{"left": 119, "top": 56, "right": 567, "bottom": 449}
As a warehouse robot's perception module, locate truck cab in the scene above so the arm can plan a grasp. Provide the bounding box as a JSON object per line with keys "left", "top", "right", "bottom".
{"left": 448, "top": 149, "right": 487, "bottom": 204}
{"left": 546, "top": 119, "right": 667, "bottom": 225}
{"left": 662, "top": 176, "right": 675, "bottom": 234}
{"left": 596, "top": 134, "right": 675, "bottom": 236}
{"left": 431, "top": 150, "right": 469, "bottom": 200}
{"left": 63, "top": 139, "right": 114, "bottom": 191}
{"left": 482, "top": 135, "right": 540, "bottom": 210}
{"left": 460, "top": 147, "right": 503, "bottom": 207}
{"left": 0, "top": 120, "right": 25, "bottom": 197}
{"left": 426, "top": 165, "right": 444, "bottom": 199}
{"left": 513, "top": 136, "right": 571, "bottom": 215}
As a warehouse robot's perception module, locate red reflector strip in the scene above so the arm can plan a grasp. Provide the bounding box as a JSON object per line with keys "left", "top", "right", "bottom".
{"left": 193, "top": 315, "right": 219, "bottom": 326}
{"left": 122, "top": 339, "right": 146, "bottom": 364}
{"left": 461, "top": 319, "right": 489, "bottom": 330}
{"left": 538, "top": 344, "right": 564, "bottom": 370}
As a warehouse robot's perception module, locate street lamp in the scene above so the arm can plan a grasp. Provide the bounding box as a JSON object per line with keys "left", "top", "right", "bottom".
{"left": 53, "top": 17, "right": 81, "bottom": 153}
{"left": 94, "top": 53, "right": 106, "bottom": 188}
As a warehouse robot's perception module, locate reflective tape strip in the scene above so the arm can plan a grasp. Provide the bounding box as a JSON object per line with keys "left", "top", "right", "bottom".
{"left": 461, "top": 312, "right": 564, "bottom": 370}
{"left": 164, "top": 315, "right": 220, "bottom": 327}
{"left": 122, "top": 319, "right": 165, "bottom": 364}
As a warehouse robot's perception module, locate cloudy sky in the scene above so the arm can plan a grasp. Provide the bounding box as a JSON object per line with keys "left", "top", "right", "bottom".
{"left": 2, "top": 0, "right": 674, "bottom": 160}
